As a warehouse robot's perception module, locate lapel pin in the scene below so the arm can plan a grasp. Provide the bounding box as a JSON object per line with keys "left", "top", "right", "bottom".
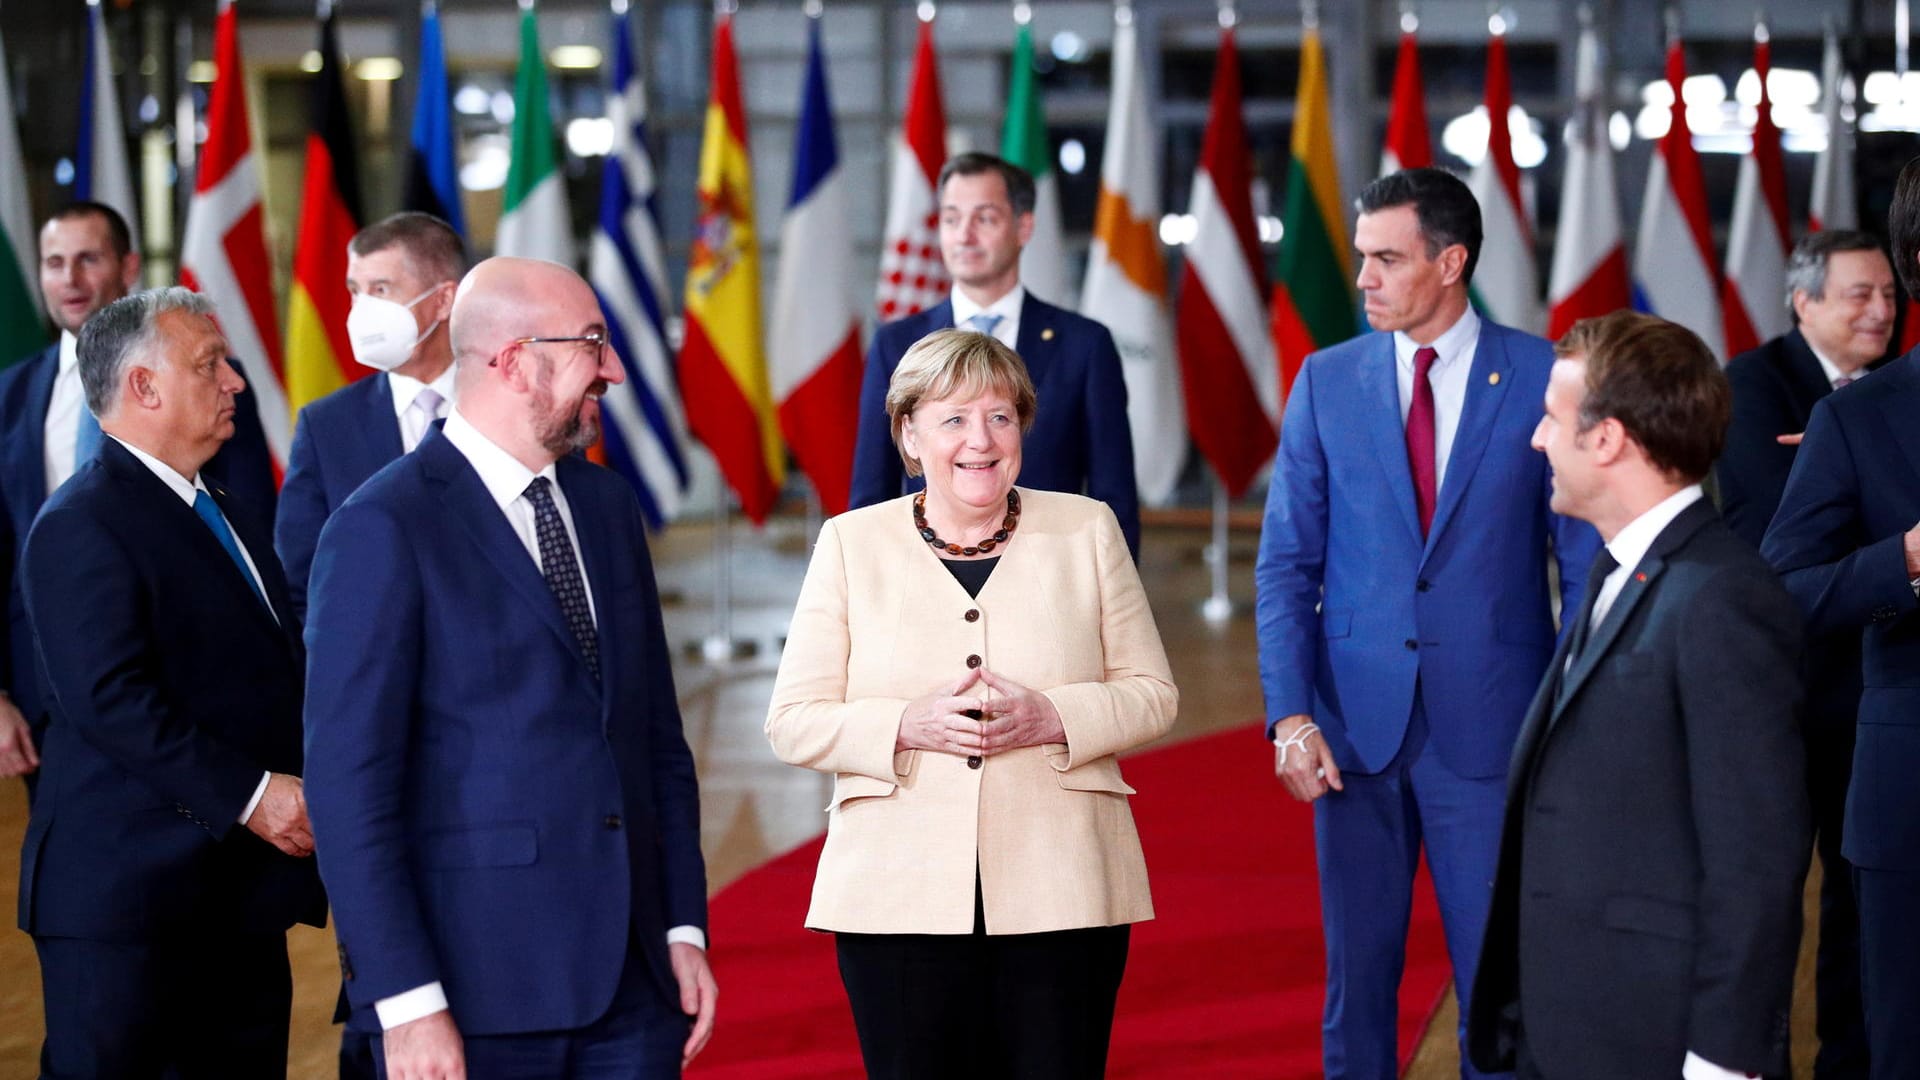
{"left": 1635, "top": 572, "right": 1647, "bottom": 581}
{"left": 1488, "top": 372, "right": 1501, "bottom": 386}
{"left": 1041, "top": 328, "right": 1054, "bottom": 341}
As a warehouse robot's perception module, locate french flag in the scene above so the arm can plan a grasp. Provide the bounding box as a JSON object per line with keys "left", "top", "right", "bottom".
{"left": 1633, "top": 36, "right": 1725, "bottom": 360}
{"left": 770, "top": 15, "right": 863, "bottom": 516}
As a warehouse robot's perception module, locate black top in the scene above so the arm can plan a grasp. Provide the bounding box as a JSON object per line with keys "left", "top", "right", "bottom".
{"left": 940, "top": 556, "right": 999, "bottom": 598}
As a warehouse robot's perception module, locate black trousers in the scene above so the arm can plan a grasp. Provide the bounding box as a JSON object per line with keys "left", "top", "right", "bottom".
{"left": 834, "top": 882, "right": 1130, "bottom": 1080}
{"left": 1808, "top": 716, "right": 1867, "bottom": 1080}
{"left": 1855, "top": 866, "right": 1920, "bottom": 1080}
{"left": 34, "top": 930, "right": 291, "bottom": 1079}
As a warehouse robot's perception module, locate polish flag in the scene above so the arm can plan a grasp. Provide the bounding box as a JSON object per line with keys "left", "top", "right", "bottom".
{"left": 875, "top": 15, "right": 948, "bottom": 322}
{"left": 1548, "top": 20, "right": 1630, "bottom": 339}
{"left": 1722, "top": 26, "right": 1791, "bottom": 357}
{"left": 1632, "top": 37, "right": 1725, "bottom": 361}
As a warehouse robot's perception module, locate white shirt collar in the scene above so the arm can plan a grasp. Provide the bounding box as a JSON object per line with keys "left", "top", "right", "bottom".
{"left": 1394, "top": 305, "right": 1481, "bottom": 373}
{"left": 949, "top": 283, "right": 1025, "bottom": 331}
{"left": 440, "top": 407, "right": 557, "bottom": 513}
{"left": 1802, "top": 338, "right": 1862, "bottom": 388}
{"left": 1606, "top": 484, "right": 1705, "bottom": 577}
{"left": 387, "top": 365, "right": 457, "bottom": 418}
{"left": 106, "top": 434, "right": 206, "bottom": 506}
{"left": 58, "top": 331, "right": 79, "bottom": 375}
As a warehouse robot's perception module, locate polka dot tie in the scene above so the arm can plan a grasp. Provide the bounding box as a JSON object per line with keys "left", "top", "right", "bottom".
{"left": 524, "top": 476, "right": 600, "bottom": 681}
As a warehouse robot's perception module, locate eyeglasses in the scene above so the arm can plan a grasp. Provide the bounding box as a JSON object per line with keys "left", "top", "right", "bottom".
{"left": 495, "top": 332, "right": 608, "bottom": 367}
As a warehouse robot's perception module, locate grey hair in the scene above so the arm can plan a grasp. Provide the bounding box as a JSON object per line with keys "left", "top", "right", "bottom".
{"left": 1785, "top": 230, "right": 1886, "bottom": 321}
{"left": 78, "top": 287, "right": 216, "bottom": 416}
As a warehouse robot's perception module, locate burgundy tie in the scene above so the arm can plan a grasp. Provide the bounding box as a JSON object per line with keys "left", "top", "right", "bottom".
{"left": 1406, "top": 346, "right": 1439, "bottom": 536}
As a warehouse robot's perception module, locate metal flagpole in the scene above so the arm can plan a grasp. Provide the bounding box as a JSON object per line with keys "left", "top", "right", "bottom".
{"left": 1200, "top": 477, "right": 1235, "bottom": 622}
{"left": 691, "top": 483, "right": 755, "bottom": 662}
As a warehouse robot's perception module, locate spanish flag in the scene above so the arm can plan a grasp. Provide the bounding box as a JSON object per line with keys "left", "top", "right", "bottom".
{"left": 1270, "top": 25, "right": 1354, "bottom": 400}
{"left": 284, "top": 5, "right": 364, "bottom": 416}
{"left": 678, "top": 13, "right": 782, "bottom": 523}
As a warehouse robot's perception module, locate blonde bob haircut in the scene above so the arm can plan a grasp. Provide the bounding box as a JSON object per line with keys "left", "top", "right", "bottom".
{"left": 884, "top": 328, "right": 1039, "bottom": 478}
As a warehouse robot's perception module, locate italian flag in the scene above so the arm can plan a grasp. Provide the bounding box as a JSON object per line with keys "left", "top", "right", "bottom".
{"left": 1002, "top": 19, "right": 1071, "bottom": 308}
{"left": 497, "top": 5, "right": 574, "bottom": 266}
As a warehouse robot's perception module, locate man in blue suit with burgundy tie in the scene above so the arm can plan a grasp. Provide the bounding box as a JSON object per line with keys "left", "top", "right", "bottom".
{"left": 304, "top": 257, "right": 715, "bottom": 1079}
{"left": 275, "top": 211, "right": 464, "bottom": 624}
{"left": 848, "top": 152, "right": 1139, "bottom": 556}
{"left": 1255, "top": 168, "right": 1598, "bottom": 1079}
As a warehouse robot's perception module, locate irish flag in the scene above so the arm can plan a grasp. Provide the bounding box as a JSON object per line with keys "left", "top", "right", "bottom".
{"left": 497, "top": 4, "right": 573, "bottom": 266}
{"left": 1271, "top": 24, "right": 1353, "bottom": 398}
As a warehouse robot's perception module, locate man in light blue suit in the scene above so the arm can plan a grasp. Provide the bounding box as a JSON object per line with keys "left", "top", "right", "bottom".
{"left": 1255, "top": 169, "right": 1598, "bottom": 1080}
{"left": 304, "top": 257, "right": 716, "bottom": 1078}
{"left": 275, "top": 212, "right": 463, "bottom": 624}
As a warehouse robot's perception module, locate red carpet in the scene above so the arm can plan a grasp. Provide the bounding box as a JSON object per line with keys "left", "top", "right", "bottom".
{"left": 695, "top": 728, "right": 1450, "bottom": 1077}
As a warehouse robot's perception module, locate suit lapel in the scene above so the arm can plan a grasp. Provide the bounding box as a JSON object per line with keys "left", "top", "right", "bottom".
{"left": 559, "top": 458, "right": 616, "bottom": 711}
{"left": 1014, "top": 295, "right": 1057, "bottom": 388}
{"left": 367, "top": 374, "right": 405, "bottom": 461}
{"left": 5, "top": 349, "right": 60, "bottom": 514}
{"left": 1361, "top": 333, "right": 1424, "bottom": 544}
{"left": 1779, "top": 331, "right": 1835, "bottom": 418}
{"left": 209, "top": 483, "right": 300, "bottom": 647}
{"left": 1424, "top": 325, "right": 1513, "bottom": 553}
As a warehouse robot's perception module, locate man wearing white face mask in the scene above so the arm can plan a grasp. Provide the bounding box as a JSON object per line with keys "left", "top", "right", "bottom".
{"left": 276, "top": 213, "right": 465, "bottom": 627}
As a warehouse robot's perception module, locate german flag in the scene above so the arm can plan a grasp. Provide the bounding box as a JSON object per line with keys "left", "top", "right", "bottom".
{"left": 284, "top": 4, "right": 365, "bottom": 417}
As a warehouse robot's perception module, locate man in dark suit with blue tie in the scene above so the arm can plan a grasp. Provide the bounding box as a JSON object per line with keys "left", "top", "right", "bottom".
{"left": 1718, "top": 230, "right": 1896, "bottom": 1079}
{"left": 276, "top": 211, "right": 463, "bottom": 624}
{"left": 0, "top": 203, "right": 277, "bottom": 793}
{"left": 304, "top": 257, "right": 716, "bottom": 1079}
{"left": 1256, "top": 168, "right": 1599, "bottom": 1079}
{"left": 20, "top": 287, "right": 324, "bottom": 1076}
{"left": 849, "top": 152, "right": 1139, "bottom": 555}
{"left": 1764, "top": 157, "right": 1920, "bottom": 1080}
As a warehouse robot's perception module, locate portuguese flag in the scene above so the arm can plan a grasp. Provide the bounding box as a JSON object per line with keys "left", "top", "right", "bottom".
{"left": 1270, "top": 25, "right": 1354, "bottom": 401}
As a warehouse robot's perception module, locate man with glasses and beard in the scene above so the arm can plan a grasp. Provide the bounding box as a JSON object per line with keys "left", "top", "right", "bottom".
{"left": 303, "top": 258, "right": 717, "bottom": 1079}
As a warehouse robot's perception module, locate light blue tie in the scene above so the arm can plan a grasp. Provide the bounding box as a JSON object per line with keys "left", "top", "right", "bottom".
{"left": 964, "top": 312, "right": 1003, "bottom": 337}
{"left": 74, "top": 405, "right": 104, "bottom": 471}
{"left": 192, "top": 490, "right": 269, "bottom": 612}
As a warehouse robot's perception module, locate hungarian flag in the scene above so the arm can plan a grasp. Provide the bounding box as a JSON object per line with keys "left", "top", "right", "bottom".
{"left": 284, "top": 7, "right": 365, "bottom": 414}
{"left": 1466, "top": 28, "right": 1543, "bottom": 333}
{"left": 1809, "top": 28, "right": 1856, "bottom": 232}
{"left": 1380, "top": 22, "right": 1432, "bottom": 175}
{"left": 1722, "top": 26, "right": 1791, "bottom": 358}
{"left": 78, "top": 0, "right": 139, "bottom": 249}
{"left": 0, "top": 23, "right": 45, "bottom": 370}
{"left": 1003, "top": 19, "right": 1070, "bottom": 308}
{"left": 497, "top": 5, "right": 573, "bottom": 266}
{"left": 1547, "top": 20, "right": 1630, "bottom": 339}
{"left": 876, "top": 16, "right": 948, "bottom": 322}
{"left": 403, "top": 0, "right": 464, "bottom": 236}
{"left": 770, "top": 16, "right": 862, "bottom": 516}
{"left": 1271, "top": 24, "right": 1353, "bottom": 399}
{"left": 1175, "top": 27, "right": 1275, "bottom": 499}
{"left": 678, "top": 13, "right": 782, "bottom": 523}
{"left": 1081, "top": 9, "right": 1183, "bottom": 506}
{"left": 1632, "top": 37, "right": 1725, "bottom": 361}
{"left": 181, "top": 0, "right": 290, "bottom": 465}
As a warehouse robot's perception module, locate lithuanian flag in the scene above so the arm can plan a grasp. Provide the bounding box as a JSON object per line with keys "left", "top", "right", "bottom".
{"left": 1270, "top": 26, "right": 1354, "bottom": 400}
{"left": 678, "top": 13, "right": 782, "bottom": 523}
{"left": 284, "top": 7, "right": 364, "bottom": 415}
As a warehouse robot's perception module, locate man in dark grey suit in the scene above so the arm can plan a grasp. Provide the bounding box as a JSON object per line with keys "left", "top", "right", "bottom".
{"left": 1470, "top": 310, "right": 1810, "bottom": 1080}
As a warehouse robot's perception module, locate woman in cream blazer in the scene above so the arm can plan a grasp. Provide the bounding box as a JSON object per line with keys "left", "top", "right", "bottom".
{"left": 767, "top": 329, "right": 1177, "bottom": 1079}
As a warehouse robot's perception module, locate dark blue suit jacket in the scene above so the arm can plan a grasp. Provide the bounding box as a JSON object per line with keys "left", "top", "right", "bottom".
{"left": 1255, "top": 321, "right": 1600, "bottom": 778}
{"left": 275, "top": 373, "right": 404, "bottom": 623}
{"left": 1763, "top": 349, "right": 1920, "bottom": 871}
{"left": 0, "top": 342, "right": 279, "bottom": 744}
{"left": 17, "top": 437, "right": 323, "bottom": 940}
{"left": 848, "top": 294, "right": 1141, "bottom": 556}
{"left": 303, "top": 428, "right": 707, "bottom": 1036}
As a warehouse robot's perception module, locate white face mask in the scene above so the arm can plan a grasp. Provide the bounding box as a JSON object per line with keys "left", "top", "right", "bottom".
{"left": 346, "top": 287, "right": 442, "bottom": 372}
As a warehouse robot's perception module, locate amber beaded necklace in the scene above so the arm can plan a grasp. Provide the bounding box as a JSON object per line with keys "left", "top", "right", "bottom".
{"left": 913, "top": 489, "right": 1020, "bottom": 557}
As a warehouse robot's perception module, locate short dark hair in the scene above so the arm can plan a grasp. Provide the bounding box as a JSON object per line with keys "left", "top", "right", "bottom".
{"left": 349, "top": 211, "right": 467, "bottom": 286}
{"left": 1355, "top": 168, "right": 1483, "bottom": 285}
{"left": 44, "top": 201, "right": 133, "bottom": 258}
{"left": 1555, "top": 310, "right": 1729, "bottom": 484}
{"left": 936, "top": 152, "right": 1036, "bottom": 217}
{"left": 1890, "top": 156, "right": 1920, "bottom": 301}
{"left": 1785, "top": 229, "right": 1887, "bottom": 321}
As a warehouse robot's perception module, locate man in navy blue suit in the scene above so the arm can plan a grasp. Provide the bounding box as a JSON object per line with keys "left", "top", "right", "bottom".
{"left": 304, "top": 257, "right": 715, "bottom": 1079}
{"left": 0, "top": 202, "right": 277, "bottom": 794}
{"left": 848, "top": 152, "right": 1140, "bottom": 556}
{"left": 20, "top": 287, "right": 324, "bottom": 1076}
{"left": 1764, "top": 157, "right": 1920, "bottom": 1080}
{"left": 276, "top": 211, "right": 463, "bottom": 624}
{"left": 1256, "top": 168, "right": 1598, "bottom": 1079}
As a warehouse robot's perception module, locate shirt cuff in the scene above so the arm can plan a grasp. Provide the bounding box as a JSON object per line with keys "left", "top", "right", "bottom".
{"left": 375, "top": 982, "right": 450, "bottom": 1030}
{"left": 1682, "top": 1050, "right": 1756, "bottom": 1080}
{"left": 667, "top": 925, "right": 707, "bottom": 951}
{"left": 238, "top": 771, "right": 271, "bottom": 825}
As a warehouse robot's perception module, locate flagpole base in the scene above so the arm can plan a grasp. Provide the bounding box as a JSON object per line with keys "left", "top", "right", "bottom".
{"left": 687, "top": 634, "right": 758, "bottom": 663}
{"left": 1199, "top": 592, "right": 1238, "bottom": 623}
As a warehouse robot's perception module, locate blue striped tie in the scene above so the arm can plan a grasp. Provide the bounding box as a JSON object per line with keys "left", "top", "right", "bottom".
{"left": 192, "top": 490, "right": 269, "bottom": 612}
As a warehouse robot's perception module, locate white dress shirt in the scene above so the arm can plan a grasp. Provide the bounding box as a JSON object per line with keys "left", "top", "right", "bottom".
{"left": 1806, "top": 340, "right": 1867, "bottom": 391}
{"left": 949, "top": 283, "right": 1026, "bottom": 351}
{"left": 387, "top": 366, "right": 457, "bottom": 453}
{"left": 1393, "top": 306, "right": 1481, "bottom": 489}
{"left": 375, "top": 408, "right": 704, "bottom": 1032}
{"left": 108, "top": 435, "right": 275, "bottom": 824}
{"left": 42, "top": 332, "right": 85, "bottom": 495}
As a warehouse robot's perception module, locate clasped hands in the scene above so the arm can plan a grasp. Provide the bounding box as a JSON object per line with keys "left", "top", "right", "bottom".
{"left": 896, "top": 668, "right": 1065, "bottom": 758}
